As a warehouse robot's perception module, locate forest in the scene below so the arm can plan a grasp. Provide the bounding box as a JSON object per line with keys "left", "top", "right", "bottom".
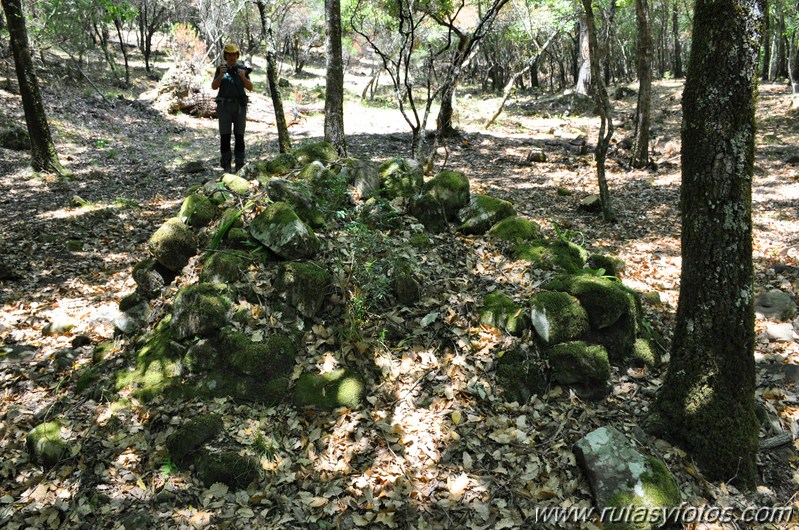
{"left": 0, "top": 0, "right": 798, "bottom": 528}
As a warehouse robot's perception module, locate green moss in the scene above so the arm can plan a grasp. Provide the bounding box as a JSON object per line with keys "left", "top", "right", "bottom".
{"left": 26, "top": 420, "right": 67, "bottom": 467}
{"left": 193, "top": 372, "right": 290, "bottom": 404}
{"left": 422, "top": 170, "right": 470, "bottom": 220}
{"left": 223, "top": 329, "right": 296, "bottom": 377}
{"left": 222, "top": 173, "right": 251, "bottom": 194}
{"left": 550, "top": 240, "right": 589, "bottom": 271}
{"left": 496, "top": 349, "right": 546, "bottom": 403}
{"left": 225, "top": 227, "right": 250, "bottom": 248}
{"left": 195, "top": 450, "right": 260, "bottom": 489}
{"left": 548, "top": 341, "right": 610, "bottom": 387}
{"left": 293, "top": 141, "right": 339, "bottom": 165}
{"left": 276, "top": 261, "right": 332, "bottom": 317}
{"left": 166, "top": 414, "right": 224, "bottom": 464}
{"left": 378, "top": 158, "right": 424, "bottom": 199}
{"left": 488, "top": 216, "right": 541, "bottom": 242}
{"left": 529, "top": 291, "right": 590, "bottom": 344}
{"left": 179, "top": 194, "right": 217, "bottom": 227}
{"left": 200, "top": 251, "right": 248, "bottom": 283}
{"left": 409, "top": 193, "right": 448, "bottom": 232}
{"left": 604, "top": 457, "right": 681, "bottom": 530}
{"left": 92, "top": 341, "right": 115, "bottom": 364}
{"left": 171, "top": 283, "right": 232, "bottom": 340}
{"left": 265, "top": 153, "right": 298, "bottom": 175}
{"left": 458, "top": 195, "right": 516, "bottom": 235}
{"left": 585, "top": 315, "right": 637, "bottom": 365}
{"left": 544, "top": 274, "right": 636, "bottom": 329}
{"left": 115, "top": 316, "right": 182, "bottom": 400}
{"left": 480, "top": 292, "right": 531, "bottom": 336}
{"left": 119, "top": 292, "right": 144, "bottom": 312}
{"left": 219, "top": 207, "right": 244, "bottom": 231}
{"left": 148, "top": 217, "right": 198, "bottom": 272}
{"left": 248, "top": 202, "right": 321, "bottom": 259}
{"left": 75, "top": 367, "right": 99, "bottom": 394}
{"left": 588, "top": 254, "right": 626, "bottom": 277}
{"left": 392, "top": 262, "right": 421, "bottom": 306}
{"left": 409, "top": 233, "right": 431, "bottom": 249}
{"left": 295, "top": 369, "right": 365, "bottom": 409}
{"left": 632, "top": 338, "right": 658, "bottom": 367}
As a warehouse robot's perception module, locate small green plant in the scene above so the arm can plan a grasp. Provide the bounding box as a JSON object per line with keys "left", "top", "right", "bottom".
{"left": 95, "top": 139, "right": 109, "bottom": 149}
{"left": 161, "top": 456, "right": 178, "bottom": 476}
{"left": 254, "top": 433, "right": 277, "bottom": 461}
{"left": 552, "top": 222, "right": 584, "bottom": 246}
{"left": 113, "top": 197, "right": 142, "bottom": 209}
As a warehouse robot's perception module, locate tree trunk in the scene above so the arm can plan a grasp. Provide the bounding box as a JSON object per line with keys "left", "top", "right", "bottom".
{"left": 114, "top": 18, "right": 130, "bottom": 86}
{"left": 2, "top": 0, "right": 64, "bottom": 175}
{"left": 761, "top": 0, "right": 770, "bottom": 80}
{"left": 652, "top": 0, "right": 764, "bottom": 489}
{"left": 256, "top": 1, "right": 291, "bottom": 153}
{"left": 788, "top": 30, "right": 798, "bottom": 93}
{"left": 324, "top": 0, "right": 346, "bottom": 157}
{"left": 770, "top": 4, "right": 786, "bottom": 79}
{"left": 672, "top": 2, "right": 683, "bottom": 78}
{"left": 630, "top": 0, "right": 652, "bottom": 168}
{"left": 437, "top": 80, "right": 458, "bottom": 138}
{"left": 580, "top": 0, "right": 614, "bottom": 222}
{"left": 575, "top": 13, "right": 592, "bottom": 95}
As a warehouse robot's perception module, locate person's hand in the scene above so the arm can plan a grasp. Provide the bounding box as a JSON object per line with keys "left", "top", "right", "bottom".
{"left": 237, "top": 68, "right": 247, "bottom": 79}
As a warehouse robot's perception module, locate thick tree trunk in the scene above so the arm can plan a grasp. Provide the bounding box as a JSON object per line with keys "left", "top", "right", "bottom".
{"left": 256, "top": 1, "right": 291, "bottom": 153}
{"left": 580, "top": 0, "right": 614, "bottom": 222}
{"left": 672, "top": 3, "right": 683, "bottom": 78}
{"left": 437, "top": 80, "right": 458, "bottom": 138}
{"left": 652, "top": 0, "right": 764, "bottom": 489}
{"left": 2, "top": 0, "right": 64, "bottom": 175}
{"left": 630, "top": 0, "right": 652, "bottom": 168}
{"left": 324, "top": 0, "right": 346, "bottom": 157}
{"left": 575, "top": 14, "right": 592, "bottom": 95}
{"left": 761, "top": 1, "right": 771, "bottom": 80}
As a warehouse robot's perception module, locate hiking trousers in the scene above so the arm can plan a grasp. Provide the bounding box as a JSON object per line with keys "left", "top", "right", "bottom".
{"left": 217, "top": 98, "right": 247, "bottom": 171}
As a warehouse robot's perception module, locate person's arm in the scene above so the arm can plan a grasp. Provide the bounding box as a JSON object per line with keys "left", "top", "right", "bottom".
{"left": 211, "top": 66, "right": 225, "bottom": 90}
{"left": 238, "top": 69, "right": 253, "bottom": 92}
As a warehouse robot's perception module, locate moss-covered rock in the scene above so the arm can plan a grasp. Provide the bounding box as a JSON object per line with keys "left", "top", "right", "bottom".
{"left": 585, "top": 314, "right": 637, "bottom": 365}
{"left": 200, "top": 251, "right": 249, "bottom": 283}
{"left": 495, "top": 349, "right": 547, "bottom": 403}
{"left": 275, "top": 261, "right": 332, "bottom": 317}
{"left": 0, "top": 118, "right": 29, "bottom": 150}
{"left": 132, "top": 258, "right": 174, "bottom": 299}
{"left": 294, "top": 141, "right": 339, "bottom": 165}
{"left": 392, "top": 262, "right": 421, "bottom": 306}
{"left": 418, "top": 170, "right": 470, "bottom": 222}
{"left": 166, "top": 414, "right": 224, "bottom": 464}
{"left": 488, "top": 216, "right": 541, "bottom": 242}
{"left": 602, "top": 457, "right": 681, "bottom": 530}
{"left": 222, "top": 328, "right": 296, "bottom": 377}
{"left": 358, "top": 198, "right": 403, "bottom": 231}
{"left": 119, "top": 292, "right": 145, "bottom": 312}
{"left": 26, "top": 420, "right": 68, "bottom": 467}
{"left": 195, "top": 450, "right": 260, "bottom": 489}
{"left": 529, "top": 291, "right": 590, "bottom": 344}
{"left": 409, "top": 233, "right": 432, "bottom": 249}
{"left": 266, "top": 178, "right": 325, "bottom": 227}
{"left": 295, "top": 369, "right": 364, "bottom": 409}
{"left": 479, "top": 292, "right": 531, "bottom": 336}
{"left": 196, "top": 372, "right": 290, "bottom": 404}
{"left": 179, "top": 194, "right": 217, "bottom": 227}
{"left": 183, "top": 338, "right": 220, "bottom": 373}
{"left": 225, "top": 227, "right": 250, "bottom": 248}
{"left": 342, "top": 158, "right": 381, "bottom": 200}
{"left": 115, "top": 316, "right": 183, "bottom": 400}
{"left": 148, "top": 218, "right": 198, "bottom": 272}
{"left": 265, "top": 152, "right": 298, "bottom": 175}
{"left": 544, "top": 274, "right": 636, "bottom": 330}
{"left": 588, "top": 254, "right": 626, "bottom": 277}
{"left": 547, "top": 341, "right": 610, "bottom": 399}
{"left": 171, "top": 283, "right": 232, "bottom": 340}
{"left": 631, "top": 338, "right": 659, "bottom": 368}
{"left": 248, "top": 202, "right": 321, "bottom": 259}
{"left": 222, "top": 173, "right": 251, "bottom": 194}
{"left": 514, "top": 239, "right": 588, "bottom": 272}
{"left": 409, "top": 192, "right": 449, "bottom": 233}
{"left": 457, "top": 195, "right": 516, "bottom": 235}
{"left": 378, "top": 158, "right": 424, "bottom": 200}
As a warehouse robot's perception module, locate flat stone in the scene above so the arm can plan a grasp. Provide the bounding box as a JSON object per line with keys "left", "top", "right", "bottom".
{"left": 765, "top": 323, "right": 798, "bottom": 342}
{"left": 755, "top": 289, "right": 797, "bottom": 322}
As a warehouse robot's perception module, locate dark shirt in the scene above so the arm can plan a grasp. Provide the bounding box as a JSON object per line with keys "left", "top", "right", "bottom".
{"left": 214, "top": 64, "right": 249, "bottom": 99}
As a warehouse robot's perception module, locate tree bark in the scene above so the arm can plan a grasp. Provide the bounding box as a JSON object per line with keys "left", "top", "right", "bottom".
{"left": 256, "top": 0, "right": 292, "bottom": 153}
{"left": 630, "top": 0, "right": 652, "bottom": 168}
{"left": 2, "top": 0, "right": 64, "bottom": 175}
{"left": 761, "top": 0, "right": 771, "bottom": 80}
{"left": 575, "top": 13, "right": 592, "bottom": 95}
{"left": 672, "top": 2, "right": 683, "bottom": 78}
{"left": 652, "top": 0, "right": 764, "bottom": 489}
{"left": 580, "top": 0, "right": 614, "bottom": 222}
{"left": 324, "top": 0, "right": 347, "bottom": 157}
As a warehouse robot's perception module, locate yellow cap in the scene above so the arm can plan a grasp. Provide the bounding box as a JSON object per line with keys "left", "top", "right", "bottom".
{"left": 223, "top": 43, "right": 240, "bottom": 54}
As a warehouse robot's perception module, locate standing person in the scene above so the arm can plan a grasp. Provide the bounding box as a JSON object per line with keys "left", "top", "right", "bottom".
{"left": 212, "top": 43, "right": 253, "bottom": 173}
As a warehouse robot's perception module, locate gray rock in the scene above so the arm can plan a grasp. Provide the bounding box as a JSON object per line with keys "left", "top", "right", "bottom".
{"left": 222, "top": 173, "right": 251, "bottom": 194}
{"left": 530, "top": 291, "right": 590, "bottom": 345}
{"left": 180, "top": 160, "right": 206, "bottom": 174}
{"left": 574, "top": 426, "right": 681, "bottom": 530}
{"left": 248, "top": 202, "right": 320, "bottom": 259}
{"left": 171, "top": 283, "right": 232, "bottom": 340}
{"left": 114, "top": 302, "right": 149, "bottom": 336}
{"left": 765, "top": 322, "right": 798, "bottom": 342}
{"left": 132, "top": 258, "right": 171, "bottom": 298}
{"left": 755, "top": 289, "right": 797, "bottom": 321}
{"left": 378, "top": 158, "right": 424, "bottom": 200}
{"left": 547, "top": 341, "right": 610, "bottom": 400}
{"left": 266, "top": 178, "right": 325, "bottom": 227}
{"left": 42, "top": 315, "right": 77, "bottom": 336}
{"left": 0, "top": 118, "right": 29, "bottom": 150}
{"left": 346, "top": 159, "right": 381, "bottom": 200}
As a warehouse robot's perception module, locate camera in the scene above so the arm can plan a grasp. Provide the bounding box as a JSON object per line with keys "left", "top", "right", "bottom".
{"left": 226, "top": 64, "right": 253, "bottom": 76}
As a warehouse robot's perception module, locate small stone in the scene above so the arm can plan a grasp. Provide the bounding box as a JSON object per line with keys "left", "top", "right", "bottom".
{"left": 765, "top": 323, "right": 798, "bottom": 342}
{"left": 755, "top": 289, "right": 797, "bottom": 322}
{"left": 578, "top": 194, "right": 602, "bottom": 212}
{"left": 71, "top": 335, "right": 92, "bottom": 348}
{"left": 43, "top": 315, "right": 77, "bottom": 336}
{"left": 526, "top": 149, "right": 546, "bottom": 163}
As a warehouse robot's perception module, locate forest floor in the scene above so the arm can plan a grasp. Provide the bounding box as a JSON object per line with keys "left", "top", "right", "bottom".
{"left": 0, "top": 57, "right": 798, "bottom": 530}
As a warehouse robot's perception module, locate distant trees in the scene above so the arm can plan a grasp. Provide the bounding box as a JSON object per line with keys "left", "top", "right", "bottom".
{"left": 652, "top": 0, "right": 764, "bottom": 488}
{"left": 2, "top": 0, "right": 65, "bottom": 174}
